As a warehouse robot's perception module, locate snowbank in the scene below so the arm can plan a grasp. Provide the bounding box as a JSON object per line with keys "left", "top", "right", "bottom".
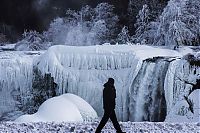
{"left": 15, "top": 93, "right": 97, "bottom": 122}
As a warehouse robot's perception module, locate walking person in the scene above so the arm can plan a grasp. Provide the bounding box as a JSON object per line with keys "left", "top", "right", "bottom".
{"left": 95, "top": 78, "right": 125, "bottom": 133}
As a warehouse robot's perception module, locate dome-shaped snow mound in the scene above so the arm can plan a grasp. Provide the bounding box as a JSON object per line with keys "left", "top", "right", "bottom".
{"left": 15, "top": 93, "right": 98, "bottom": 122}
{"left": 62, "top": 93, "right": 98, "bottom": 121}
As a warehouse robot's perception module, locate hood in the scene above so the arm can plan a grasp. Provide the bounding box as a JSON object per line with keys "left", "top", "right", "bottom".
{"left": 103, "top": 82, "right": 114, "bottom": 88}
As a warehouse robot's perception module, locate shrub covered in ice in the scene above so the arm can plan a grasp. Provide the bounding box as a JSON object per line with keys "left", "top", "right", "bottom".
{"left": 15, "top": 31, "right": 50, "bottom": 51}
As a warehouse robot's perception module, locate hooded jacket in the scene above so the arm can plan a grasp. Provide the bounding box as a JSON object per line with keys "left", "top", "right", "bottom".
{"left": 103, "top": 82, "right": 116, "bottom": 111}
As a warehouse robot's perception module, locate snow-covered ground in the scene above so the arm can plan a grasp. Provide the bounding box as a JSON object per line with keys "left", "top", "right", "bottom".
{"left": 0, "top": 121, "right": 199, "bottom": 133}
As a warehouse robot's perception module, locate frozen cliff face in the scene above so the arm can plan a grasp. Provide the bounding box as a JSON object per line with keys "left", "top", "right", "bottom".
{"left": 0, "top": 51, "right": 41, "bottom": 117}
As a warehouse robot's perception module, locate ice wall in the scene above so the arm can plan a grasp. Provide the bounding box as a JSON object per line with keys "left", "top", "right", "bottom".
{"left": 0, "top": 51, "right": 41, "bottom": 117}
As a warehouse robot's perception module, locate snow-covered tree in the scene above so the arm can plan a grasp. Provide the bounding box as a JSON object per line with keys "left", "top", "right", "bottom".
{"left": 134, "top": 4, "right": 151, "bottom": 43}
{"left": 127, "top": 0, "right": 167, "bottom": 35}
{"left": 94, "top": 3, "right": 119, "bottom": 43}
{"left": 0, "top": 33, "right": 7, "bottom": 45}
{"left": 117, "top": 26, "right": 130, "bottom": 44}
{"left": 45, "top": 17, "right": 69, "bottom": 45}
{"left": 65, "top": 24, "right": 90, "bottom": 46}
{"left": 181, "top": 0, "right": 200, "bottom": 45}
{"left": 90, "top": 20, "right": 109, "bottom": 45}
{"left": 15, "top": 30, "right": 48, "bottom": 51}
{"left": 141, "top": 0, "right": 200, "bottom": 46}
{"left": 127, "top": 0, "right": 142, "bottom": 34}
{"left": 80, "top": 5, "right": 95, "bottom": 23}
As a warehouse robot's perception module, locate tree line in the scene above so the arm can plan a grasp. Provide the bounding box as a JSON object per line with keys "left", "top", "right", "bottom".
{"left": 1, "top": 0, "right": 200, "bottom": 49}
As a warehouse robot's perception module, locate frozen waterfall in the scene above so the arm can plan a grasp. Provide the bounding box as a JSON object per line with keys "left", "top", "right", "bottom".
{"left": 0, "top": 51, "right": 41, "bottom": 117}
{"left": 0, "top": 45, "right": 199, "bottom": 122}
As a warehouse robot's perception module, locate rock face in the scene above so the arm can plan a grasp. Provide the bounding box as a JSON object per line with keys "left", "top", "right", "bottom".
{"left": 0, "top": 45, "right": 199, "bottom": 122}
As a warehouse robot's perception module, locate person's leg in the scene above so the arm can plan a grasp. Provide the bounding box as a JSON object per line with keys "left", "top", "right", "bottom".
{"left": 95, "top": 110, "right": 111, "bottom": 133}
{"left": 110, "top": 110, "right": 123, "bottom": 133}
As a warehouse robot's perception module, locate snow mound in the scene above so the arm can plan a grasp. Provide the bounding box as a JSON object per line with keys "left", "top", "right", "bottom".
{"left": 63, "top": 93, "right": 98, "bottom": 121}
{"left": 15, "top": 93, "right": 97, "bottom": 122}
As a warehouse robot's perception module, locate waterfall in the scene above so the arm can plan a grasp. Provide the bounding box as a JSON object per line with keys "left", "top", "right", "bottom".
{"left": 0, "top": 45, "right": 198, "bottom": 122}
{"left": 129, "top": 59, "right": 169, "bottom": 122}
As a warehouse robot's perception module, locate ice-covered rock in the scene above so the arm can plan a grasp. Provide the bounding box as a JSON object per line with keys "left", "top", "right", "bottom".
{"left": 15, "top": 93, "right": 97, "bottom": 122}
{"left": 0, "top": 51, "right": 41, "bottom": 117}
{"left": 165, "top": 90, "right": 200, "bottom": 122}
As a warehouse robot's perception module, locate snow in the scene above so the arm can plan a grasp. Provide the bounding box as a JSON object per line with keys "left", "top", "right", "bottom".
{"left": 15, "top": 93, "right": 97, "bottom": 123}
{"left": 165, "top": 90, "right": 200, "bottom": 122}
{"left": 0, "top": 43, "right": 16, "bottom": 51}
{"left": 63, "top": 93, "right": 98, "bottom": 122}
{"left": 177, "top": 47, "right": 194, "bottom": 56}
{"left": 0, "top": 122, "right": 199, "bottom": 133}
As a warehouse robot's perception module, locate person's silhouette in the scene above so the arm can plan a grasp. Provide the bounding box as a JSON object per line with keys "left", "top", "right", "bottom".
{"left": 95, "top": 78, "right": 125, "bottom": 133}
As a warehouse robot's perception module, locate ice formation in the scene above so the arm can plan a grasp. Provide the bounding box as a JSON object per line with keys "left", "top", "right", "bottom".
{"left": 0, "top": 45, "right": 199, "bottom": 122}
{"left": 0, "top": 51, "right": 41, "bottom": 116}
{"left": 15, "top": 93, "right": 98, "bottom": 122}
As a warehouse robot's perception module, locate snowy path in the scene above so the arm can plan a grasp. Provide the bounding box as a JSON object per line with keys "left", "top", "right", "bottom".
{"left": 0, "top": 122, "right": 199, "bottom": 133}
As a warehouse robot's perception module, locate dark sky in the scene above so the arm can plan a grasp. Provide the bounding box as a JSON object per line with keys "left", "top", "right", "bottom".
{"left": 0, "top": 0, "right": 129, "bottom": 34}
